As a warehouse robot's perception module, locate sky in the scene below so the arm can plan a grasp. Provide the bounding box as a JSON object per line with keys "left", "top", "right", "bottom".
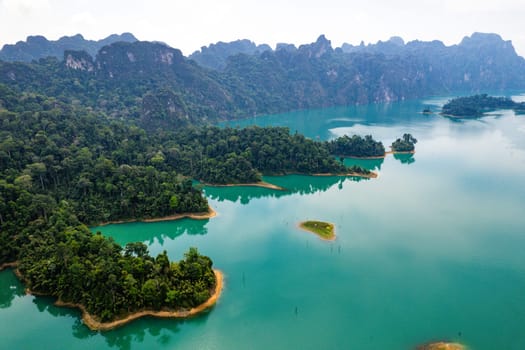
{"left": 1, "top": 0, "right": 525, "bottom": 57}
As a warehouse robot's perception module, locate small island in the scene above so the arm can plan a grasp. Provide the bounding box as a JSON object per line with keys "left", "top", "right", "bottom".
{"left": 390, "top": 133, "right": 417, "bottom": 153}
{"left": 417, "top": 341, "right": 465, "bottom": 350}
{"left": 329, "top": 133, "right": 417, "bottom": 158}
{"left": 328, "top": 134, "right": 386, "bottom": 158}
{"left": 298, "top": 220, "right": 336, "bottom": 241}
{"left": 442, "top": 93, "right": 525, "bottom": 118}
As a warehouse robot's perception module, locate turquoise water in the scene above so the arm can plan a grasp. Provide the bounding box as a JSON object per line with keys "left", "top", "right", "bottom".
{"left": 2, "top": 96, "right": 525, "bottom": 349}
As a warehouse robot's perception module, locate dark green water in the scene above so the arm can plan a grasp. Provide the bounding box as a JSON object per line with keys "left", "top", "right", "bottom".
{"left": 2, "top": 96, "right": 525, "bottom": 349}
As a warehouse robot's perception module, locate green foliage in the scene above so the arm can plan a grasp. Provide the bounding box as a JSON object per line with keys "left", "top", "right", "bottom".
{"left": 0, "top": 86, "right": 217, "bottom": 316}
{"left": 15, "top": 202, "right": 215, "bottom": 321}
{"left": 327, "top": 135, "right": 385, "bottom": 157}
{"left": 442, "top": 94, "right": 525, "bottom": 117}
{"left": 165, "top": 126, "right": 372, "bottom": 184}
{"left": 0, "top": 88, "right": 209, "bottom": 227}
{"left": 391, "top": 133, "right": 418, "bottom": 152}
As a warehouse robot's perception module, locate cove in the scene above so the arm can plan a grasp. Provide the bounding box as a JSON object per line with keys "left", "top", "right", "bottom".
{"left": 2, "top": 95, "right": 525, "bottom": 349}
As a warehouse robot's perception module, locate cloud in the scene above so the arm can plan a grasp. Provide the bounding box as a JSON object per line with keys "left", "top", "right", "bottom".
{"left": 443, "top": 0, "right": 525, "bottom": 12}
{"left": 71, "top": 12, "right": 97, "bottom": 27}
{"left": 2, "top": 0, "right": 50, "bottom": 14}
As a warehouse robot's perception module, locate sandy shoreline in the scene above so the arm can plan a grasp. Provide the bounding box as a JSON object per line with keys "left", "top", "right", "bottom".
{"left": 346, "top": 154, "right": 386, "bottom": 159}
{"left": 345, "top": 150, "right": 415, "bottom": 159}
{"left": 203, "top": 171, "right": 379, "bottom": 191}
{"left": 388, "top": 150, "right": 416, "bottom": 155}
{"left": 7, "top": 259, "right": 223, "bottom": 331}
{"left": 312, "top": 171, "right": 378, "bottom": 179}
{"left": 417, "top": 342, "right": 465, "bottom": 350}
{"left": 203, "top": 181, "right": 286, "bottom": 191}
{"left": 52, "top": 269, "right": 224, "bottom": 331}
{"left": 297, "top": 222, "right": 336, "bottom": 241}
{"left": 0, "top": 261, "right": 18, "bottom": 271}
{"left": 96, "top": 206, "right": 217, "bottom": 227}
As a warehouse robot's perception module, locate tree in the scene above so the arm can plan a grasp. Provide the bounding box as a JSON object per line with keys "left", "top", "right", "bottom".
{"left": 124, "top": 242, "right": 149, "bottom": 258}
{"left": 391, "top": 133, "right": 417, "bottom": 152}
{"left": 26, "top": 162, "right": 47, "bottom": 190}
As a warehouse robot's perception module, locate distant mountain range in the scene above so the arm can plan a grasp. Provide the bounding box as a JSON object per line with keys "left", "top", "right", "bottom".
{"left": 1, "top": 32, "right": 524, "bottom": 129}
{"left": 0, "top": 33, "right": 137, "bottom": 62}
{"left": 189, "top": 39, "right": 272, "bottom": 70}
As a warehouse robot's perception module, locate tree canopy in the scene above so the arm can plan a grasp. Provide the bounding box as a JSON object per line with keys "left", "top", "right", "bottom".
{"left": 327, "top": 134, "right": 385, "bottom": 157}
{"left": 391, "top": 134, "right": 418, "bottom": 152}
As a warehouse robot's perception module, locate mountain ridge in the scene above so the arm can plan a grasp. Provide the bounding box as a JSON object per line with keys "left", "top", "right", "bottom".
{"left": 0, "top": 33, "right": 137, "bottom": 62}
{"left": 1, "top": 32, "right": 524, "bottom": 129}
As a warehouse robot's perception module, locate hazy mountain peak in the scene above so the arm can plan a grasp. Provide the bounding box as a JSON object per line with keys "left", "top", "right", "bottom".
{"left": 189, "top": 38, "right": 271, "bottom": 70}
{"left": 388, "top": 36, "right": 405, "bottom": 46}
{"left": 298, "top": 35, "right": 333, "bottom": 58}
{"left": 93, "top": 41, "right": 185, "bottom": 79}
{"left": 461, "top": 32, "right": 503, "bottom": 44}
{"left": 0, "top": 33, "right": 137, "bottom": 62}
{"left": 26, "top": 35, "right": 49, "bottom": 44}
{"left": 61, "top": 33, "right": 85, "bottom": 41}
{"left": 276, "top": 43, "right": 297, "bottom": 52}
{"left": 457, "top": 32, "right": 519, "bottom": 61}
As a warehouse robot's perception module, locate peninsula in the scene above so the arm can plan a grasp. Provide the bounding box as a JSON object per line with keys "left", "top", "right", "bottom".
{"left": 53, "top": 269, "right": 224, "bottom": 331}
{"left": 13, "top": 237, "right": 219, "bottom": 328}
{"left": 97, "top": 206, "right": 217, "bottom": 226}
{"left": 312, "top": 170, "right": 378, "bottom": 178}
{"left": 298, "top": 220, "right": 336, "bottom": 241}
{"left": 202, "top": 181, "right": 286, "bottom": 191}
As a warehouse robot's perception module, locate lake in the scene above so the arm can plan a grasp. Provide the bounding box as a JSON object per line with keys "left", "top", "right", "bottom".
{"left": 2, "top": 96, "right": 525, "bottom": 349}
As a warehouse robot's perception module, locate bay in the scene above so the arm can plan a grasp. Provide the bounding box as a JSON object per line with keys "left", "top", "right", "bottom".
{"left": 2, "top": 95, "right": 525, "bottom": 349}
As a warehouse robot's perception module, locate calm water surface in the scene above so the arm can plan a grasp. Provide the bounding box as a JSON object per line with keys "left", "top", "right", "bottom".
{"left": 2, "top": 96, "right": 525, "bottom": 349}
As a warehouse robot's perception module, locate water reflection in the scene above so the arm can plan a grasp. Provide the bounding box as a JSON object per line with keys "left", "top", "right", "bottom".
{"left": 222, "top": 99, "right": 426, "bottom": 140}
{"left": 203, "top": 175, "right": 369, "bottom": 204}
{"left": 393, "top": 153, "right": 416, "bottom": 165}
{"left": 98, "top": 309, "right": 212, "bottom": 350}
{"left": 15, "top": 275, "right": 214, "bottom": 350}
{"left": 0, "top": 269, "right": 24, "bottom": 309}
{"left": 343, "top": 157, "right": 384, "bottom": 171}
{"left": 93, "top": 218, "right": 210, "bottom": 247}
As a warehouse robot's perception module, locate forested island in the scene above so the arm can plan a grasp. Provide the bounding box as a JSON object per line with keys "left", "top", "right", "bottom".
{"left": 442, "top": 94, "right": 525, "bottom": 117}
{"left": 0, "top": 84, "right": 414, "bottom": 327}
{"left": 391, "top": 133, "right": 418, "bottom": 153}
{"left": 328, "top": 135, "right": 386, "bottom": 158}
{"left": 328, "top": 133, "right": 418, "bottom": 157}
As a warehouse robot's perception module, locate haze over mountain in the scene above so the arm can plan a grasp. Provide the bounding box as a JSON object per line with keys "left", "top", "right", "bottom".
{"left": 1, "top": 32, "right": 524, "bottom": 130}
{"left": 189, "top": 39, "right": 272, "bottom": 70}
{"left": 0, "top": 33, "right": 137, "bottom": 62}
